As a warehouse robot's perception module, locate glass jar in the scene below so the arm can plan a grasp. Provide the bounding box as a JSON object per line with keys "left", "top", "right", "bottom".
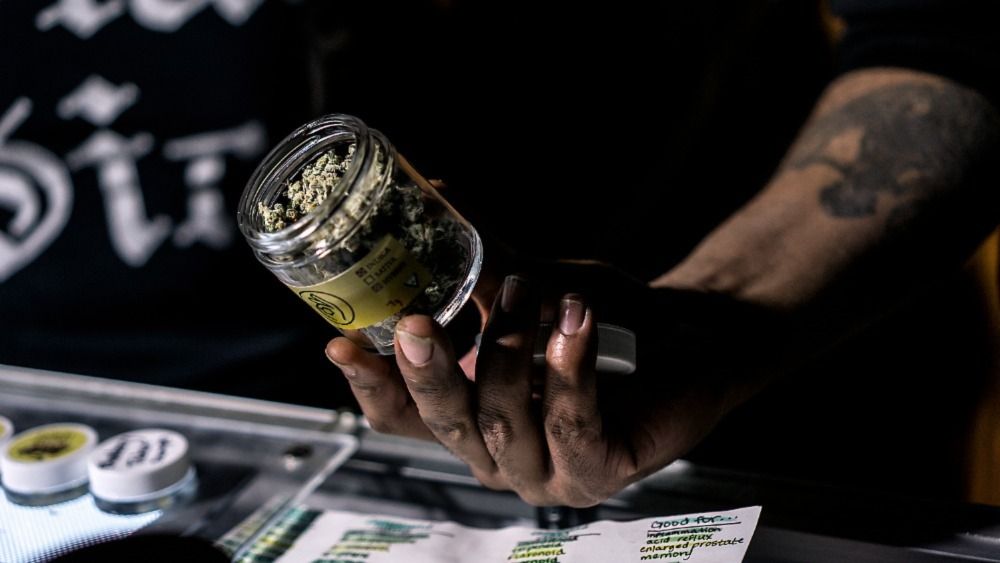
{"left": 238, "top": 114, "right": 482, "bottom": 354}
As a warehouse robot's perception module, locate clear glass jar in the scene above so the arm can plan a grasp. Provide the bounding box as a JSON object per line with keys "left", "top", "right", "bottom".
{"left": 238, "top": 114, "right": 482, "bottom": 354}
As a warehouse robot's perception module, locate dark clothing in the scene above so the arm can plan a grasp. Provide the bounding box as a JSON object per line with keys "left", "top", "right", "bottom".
{"left": 0, "top": 1, "right": 343, "bottom": 402}
{"left": 833, "top": 0, "right": 1000, "bottom": 107}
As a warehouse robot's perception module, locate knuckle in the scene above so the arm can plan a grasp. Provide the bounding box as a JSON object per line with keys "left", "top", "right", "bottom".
{"left": 545, "top": 339, "right": 576, "bottom": 366}
{"left": 348, "top": 381, "right": 382, "bottom": 399}
{"left": 426, "top": 418, "right": 473, "bottom": 444}
{"left": 545, "top": 338, "right": 592, "bottom": 377}
{"left": 405, "top": 377, "right": 452, "bottom": 398}
{"left": 477, "top": 407, "right": 516, "bottom": 454}
{"left": 401, "top": 364, "right": 463, "bottom": 399}
{"left": 545, "top": 410, "right": 595, "bottom": 446}
{"left": 490, "top": 332, "right": 531, "bottom": 352}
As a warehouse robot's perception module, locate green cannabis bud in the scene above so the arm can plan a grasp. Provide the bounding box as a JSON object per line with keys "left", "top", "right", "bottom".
{"left": 258, "top": 146, "right": 357, "bottom": 233}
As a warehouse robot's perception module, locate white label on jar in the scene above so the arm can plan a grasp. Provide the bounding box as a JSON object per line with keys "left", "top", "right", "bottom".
{"left": 290, "top": 234, "right": 431, "bottom": 330}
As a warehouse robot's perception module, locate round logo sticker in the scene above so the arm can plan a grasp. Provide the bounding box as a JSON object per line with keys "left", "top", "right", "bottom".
{"left": 299, "top": 291, "right": 356, "bottom": 326}
{"left": 8, "top": 427, "right": 88, "bottom": 462}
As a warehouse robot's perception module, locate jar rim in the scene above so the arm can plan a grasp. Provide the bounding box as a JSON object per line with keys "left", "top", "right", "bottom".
{"left": 237, "top": 113, "right": 372, "bottom": 253}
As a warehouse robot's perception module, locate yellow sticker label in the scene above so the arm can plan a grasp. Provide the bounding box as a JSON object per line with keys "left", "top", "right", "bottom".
{"left": 290, "top": 234, "right": 431, "bottom": 330}
{"left": 8, "top": 427, "right": 88, "bottom": 462}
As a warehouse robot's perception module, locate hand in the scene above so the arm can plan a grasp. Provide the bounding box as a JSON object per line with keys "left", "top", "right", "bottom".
{"left": 327, "top": 265, "right": 763, "bottom": 507}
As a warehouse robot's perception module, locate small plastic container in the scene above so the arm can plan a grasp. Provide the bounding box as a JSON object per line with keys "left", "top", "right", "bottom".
{"left": 88, "top": 429, "right": 197, "bottom": 515}
{"left": 238, "top": 114, "right": 482, "bottom": 354}
{"left": 1, "top": 423, "right": 97, "bottom": 506}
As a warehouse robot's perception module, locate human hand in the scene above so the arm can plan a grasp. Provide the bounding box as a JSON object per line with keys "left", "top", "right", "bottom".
{"left": 326, "top": 264, "right": 761, "bottom": 507}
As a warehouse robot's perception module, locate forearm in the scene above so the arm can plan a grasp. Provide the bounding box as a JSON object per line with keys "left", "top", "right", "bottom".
{"left": 656, "top": 68, "right": 1000, "bottom": 314}
{"left": 649, "top": 68, "right": 1000, "bottom": 413}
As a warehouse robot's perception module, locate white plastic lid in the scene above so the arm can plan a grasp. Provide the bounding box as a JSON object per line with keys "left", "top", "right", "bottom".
{"left": 476, "top": 323, "right": 637, "bottom": 375}
{"left": 88, "top": 429, "right": 192, "bottom": 502}
{"left": 1, "top": 423, "right": 97, "bottom": 495}
{"left": 532, "top": 323, "right": 637, "bottom": 375}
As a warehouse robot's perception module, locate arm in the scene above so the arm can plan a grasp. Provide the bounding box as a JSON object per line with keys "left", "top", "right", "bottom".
{"left": 327, "top": 67, "right": 1000, "bottom": 507}
{"left": 655, "top": 65, "right": 1000, "bottom": 412}
{"left": 659, "top": 67, "right": 1000, "bottom": 312}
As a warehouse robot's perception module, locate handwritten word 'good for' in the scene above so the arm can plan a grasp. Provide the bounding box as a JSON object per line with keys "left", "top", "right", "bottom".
{"left": 649, "top": 515, "right": 736, "bottom": 529}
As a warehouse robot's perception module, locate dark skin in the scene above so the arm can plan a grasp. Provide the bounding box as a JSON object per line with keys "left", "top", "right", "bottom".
{"left": 327, "top": 68, "right": 1000, "bottom": 507}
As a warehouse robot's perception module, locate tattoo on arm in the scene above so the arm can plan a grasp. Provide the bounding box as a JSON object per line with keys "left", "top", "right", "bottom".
{"left": 786, "top": 80, "right": 999, "bottom": 220}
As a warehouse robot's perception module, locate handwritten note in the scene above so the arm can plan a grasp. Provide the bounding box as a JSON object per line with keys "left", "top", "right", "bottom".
{"left": 265, "top": 506, "right": 760, "bottom": 563}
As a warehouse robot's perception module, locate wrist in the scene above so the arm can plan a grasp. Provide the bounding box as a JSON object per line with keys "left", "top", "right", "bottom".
{"left": 644, "top": 286, "right": 791, "bottom": 414}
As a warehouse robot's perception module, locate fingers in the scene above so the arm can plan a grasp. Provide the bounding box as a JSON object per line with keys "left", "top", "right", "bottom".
{"left": 393, "top": 315, "right": 502, "bottom": 486}
{"left": 325, "top": 336, "right": 433, "bottom": 440}
{"left": 542, "top": 295, "right": 606, "bottom": 506}
{"left": 330, "top": 278, "right": 616, "bottom": 506}
{"left": 476, "top": 275, "right": 550, "bottom": 502}
{"left": 469, "top": 238, "right": 519, "bottom": 327}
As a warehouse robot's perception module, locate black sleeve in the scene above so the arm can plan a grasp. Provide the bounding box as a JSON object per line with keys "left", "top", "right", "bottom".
{"left": 830, "top": 0, "right": 1000, "bottom": 106}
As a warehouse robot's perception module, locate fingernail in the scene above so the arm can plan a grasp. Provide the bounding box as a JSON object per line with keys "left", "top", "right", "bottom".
{"left": 559, "top": 298, "right": 585, "bottom": 336}
{"left": 397, "top": 329, "right": 434, "bottom": 366}
{"left": 501, "top": 275, "right": 528, "bottom": 313}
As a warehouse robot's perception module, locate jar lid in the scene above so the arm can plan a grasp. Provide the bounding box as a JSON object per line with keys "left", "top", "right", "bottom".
{"left": 477, "top": 322, "right": 638, "bottom": 375}
{"left": 590, "top": 323, "right": 637, "bottom": 375}
{"left": 88, "top": 429, "right": 192, "bottom": 502}
{"left": 1, "top": 423, "right": 97, "bottom": 494}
